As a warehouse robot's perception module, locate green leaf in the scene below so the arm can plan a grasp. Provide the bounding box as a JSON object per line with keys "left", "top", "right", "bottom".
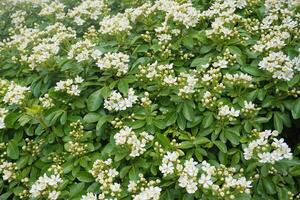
{"left": 225, "top": 130, "right": 240, "bottom": 145}
{"left": 118, "top": 79, "right": 129, "bottom": 94}
{"left": 274, "top": 112, "right": 283, "bottom": 133}
{"left": 190, "top": 57, "right": 209, "bottom": 68}
{"left": 292, "top": 98, "right": 300, "bottom": 119}
{"left": 289, "top": 165, "right": 300, "bottom": 176}
{"left": 193, "top": 136, "right": 210, "bottom": 145}
{"left": 213, "top": 141, "right": 227, "bottom": 153}
{"left": 0, "top": 192, "right": 12, "bottom": 200}
{"left": 87, "top": 89, "right": 103, "bottom": 112}
{"left": 83, "top": 113, "right": 101, "bottom": 123}
{"left": 156, "top": 134, "right": 171, "bottom": 148}
{"left": 182, "top": 102, "right": 194, "bottom": 121}
{"left": 202, "top": 113, "right": 214, "bottom": 128}
{"left": 263, "top": 177, "right": 276, "bottom": 195}
{"left": 277, "top": 187, "right": 288, "bottom": 200}
{"left": 7, "top": 140, "right": 19, "bottom": 159}
{"left": 69, "top": 182, "right": 85, "bottom": 198}
{"left": 182, "top": 37, "right": 193, "bottom": 49}
{"left": 76, "top": 172, "right": 94, "bottom": 182}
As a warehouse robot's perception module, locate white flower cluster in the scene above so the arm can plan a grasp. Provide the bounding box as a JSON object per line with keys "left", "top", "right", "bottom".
{"left": 96, "top": 52, "right": 130, "bottom": 76}
{"left": 0, "top": 108, "right": 8, "bottom": 129}
{"left": 155, "top": 25, "right": 180, "bottom": 44}
{"left": 212, "top": 59, "right": 229, "bottom": 69}
{"left": 243, "top": 130, "right": 293, "bottom": 164}
{"left": 155, "top": 0, "right": 201, "bottom": 28}
{"left": 258, "top": 51, "right": 296, "bottom": 81}
{"left": 39, "top": 0, "right": 65, "bottom": 20}
{"left": 159, "top": 151, "right": 180, "bottom": 176}
{"left": 223, "top": 73, "right": 253, "bottom": 86}
{"left": 27, "top": 41, "right": 60, "bottom": 69}
{"left": 81, "top": 193, "right": 97, "bottom": 200}
{"left": 90, "top": 158, "right": 121, "bottom": 199}
{"left": 241, "top": 101, "right": 259, "bottom": 117}
{"left": 2, "top": 81, "right": 30, "bottom": 105}
{"left": 54, "top": 76, "right": 84, "bottom": 96}
{"left": 104, "top": 88, "right": 138, "bottom": 111}
{"left": 68, "top": 0, "right": 107, "bottom": 26}
{"left": 128, "top": 174, "right": 161, "bottom": 200}
{"left": 29, "top": 174, "right": 62, "bottom": 200}
{"left": 201, "top": 0, "right": 244, "bottom": 40}
{"left": 217, "top": 105, "right": 240, "bottom": 121}
{"left": 10, "top": 10, "right": 26, "bottom": 28}
{"left": 253, "top": 31, "right": 290, "bottom": 53}
{"left": 100, "top": 13, "right": 132, "bottom": 35}
{"left": 198, "top": 161, "right": 252, "bottom": 199}
{"left": 178, "top": 158, "right": 199, "bottom": 194}
{"left": 133, "top": 186, "right": 161, "bottom": 200}
{"left": 138, "top": 61, "right": 177, "bottom": 85}
{"left": 201, "top": 91, "right": 217, "bottom": 109}
{"left": 68, "top": 40, "right": 95, "bottom": 63}
{"left": 178, "top": 72, "right": 199, "bottom": 97}
{"left": 39, "top": 94, "right": 54, "bottom": 109}
{"left": 114, "top": 126, "right": 154, "bottom": 157}
{"left": 0, "top": 160, "right": 17, "bottom": 182}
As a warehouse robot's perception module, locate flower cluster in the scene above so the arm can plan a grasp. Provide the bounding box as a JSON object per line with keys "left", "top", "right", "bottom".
{"left": 39, "top": 94, "right": 54, "bottom": 109}
{"left": 137, "top": 61, "right": 177, "bottom": 86}
{"left": 159, "top": 151, "right": 180, "bottom": 176}
{"left": 39, "top": 1, "right": 65, "bottom": 20}
{"left": 223, "top": 73, "right": 253, "bottom": 86}
{"left": 258, "top": 51, "right": 296, "bottom": 81}
{"left": 100, "top": 13, "right": 132, "bottom": 35}
{"left": 198, "top": 161, "right": 252, "bottom": 199}
{"left": 1, "top": 80, "right": 30, "bottom": 105}
{"left": 217, "top": 105, "right": 240, "bottom": 122}
{"left": 0, "top": 160, "right": 17, "bottom": 182}
{"left": 54, "top": 76, "right": 84, "bottom": 96}
{"left": 114, "top": 126, "right": 154, "bottom": 157}
{"left": 104, "top": 88, "right": 138, "bottom": 111}
{"left": 155, "top": 0, "right": 201, "bottom": 28}
{"left": 0, "top": 108, "right": 8, "bottom": 129}
{"left": 178, "top": 72, "right": 199, "bottom": 97}
{"left": 90, "top": 158, "right": 121, "bottom": 199}
{"left": 22, "top": 138, "right": 44, "bottom": 157}
{"left": 68, "top": 0, "right": 108, "bottom": 26}
{"left": 178, "top": 158, "right": 199, "bottom": 193}
{"left": 29, "top": 174, "right": 62, "bottom": 200}
{"left": 128, "top": 174, "right": 161, "bottom": 200}
{"left": 241, "top": 101, "right": 259, "bottom": 117}
{"left": 243, "top": 129, "right": 293, "bottom": 164}
{"left": 69, "top": 120, "right": 84, "bottom": 140}
{"left": 67, "top": 40, "right": 95, "bottom": 63}
{"left": 96, "top": 52, "right": 130, "bottom": 76}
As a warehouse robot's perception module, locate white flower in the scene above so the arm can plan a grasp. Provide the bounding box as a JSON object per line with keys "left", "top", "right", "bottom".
{"left": 100, "top": 13, "right": 132, "bottom": 35}
{"left": 243, "top": 130, "right": 292, "bottom": 164}
{"left": 104, "top": 88, "right": 138, "bottom": 111}
{"left": 96, "top": 52, "right": 129, "bottom": 76}
{"left": 259, "top": 51, "right": 295, "bottom": 81}
{"left": 81, "top": 193, "right": 98, "bottom": 200}
{"left": 54, "top": 77, "right": 84, "bottom": 96}
{"left": 0, "top": 108, "right": 8, "bottom": 129}
{"left": 3, "top": 82, "right": 30, "bottom": 105}
{"left": 114, "top": 126, "right": 153, "bottom": 157}
{"left": 68, "top": 0, "right": 107, "bottom": 25}
{"left": 133, "top": 186, "right": 161, "bottom": 200}
{"left": 48, "top": 191, "right": 60, "bottom": 200}
{"left": 218, "top": 105, "right": 240, "bottom": 120}
{"left": 198, "top": 174, "right": 213, "bottom": 189}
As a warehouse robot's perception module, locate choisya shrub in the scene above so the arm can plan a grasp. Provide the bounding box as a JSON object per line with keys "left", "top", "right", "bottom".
{"left": 0, "top": 0, "right": 299, "bottom": 199}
